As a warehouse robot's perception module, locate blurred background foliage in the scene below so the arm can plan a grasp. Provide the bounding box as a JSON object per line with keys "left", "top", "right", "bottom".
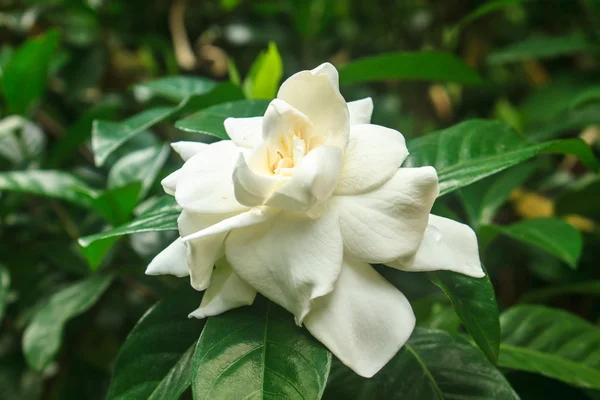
{"left": 0, "top": 0, "right": 599, "bottom": 399}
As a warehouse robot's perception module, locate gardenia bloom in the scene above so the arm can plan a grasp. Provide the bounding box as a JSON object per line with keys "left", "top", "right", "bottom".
{"left": 147, "top": 63, "right": 484, "bottom": 378}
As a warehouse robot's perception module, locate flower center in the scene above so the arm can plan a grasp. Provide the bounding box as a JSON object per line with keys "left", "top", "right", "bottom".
{"left": 268, "top": 134, "right": 307, "bottom": 177}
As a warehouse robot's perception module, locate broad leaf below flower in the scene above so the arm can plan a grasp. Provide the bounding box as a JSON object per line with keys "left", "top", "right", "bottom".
{"left": 324, "top": 328, "right": 519, "bottom": 400}
{"left": 192, "top": 298, "right": 331, "bottom": 399}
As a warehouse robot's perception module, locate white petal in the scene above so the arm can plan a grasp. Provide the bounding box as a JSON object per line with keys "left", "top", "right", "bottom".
{"left": 175, "top": 140, "right": 247, "bottom": 214}
{"left": 181, "top": 207, "right": 276, "bottom": 243}
{"left": 145, "top": 238, "right": 189, "bottom": 277}
{"left": 224, "top": 117, "right": 263, "bottom": 149}
{"left": 261, "top": 99, "right": 314, "bottom": 147}
{"left": 161, "top": 170, "right": 180, "bottom": 195}
{"left": 304, "top": 258, "right": 415, "bottom": 378}
{"left": 171, "top": 141, "right": 208, "bottom": 161}
{"left": 265, "top": 145, "right": 343, "bottom": 211}
{"left": 334, "top": 124, "right": 408, "bottom": 195}
{"left": 178, "top": 211, "right": 232, "bottom": 291}
{"left": 189, "top": 258, "right": 256, "bottom": 319}
{"left": 225, "top": 208, "right": 343, "bottom": 324}
{"left": 277, "top": 66, "right": 349, "bottom": 148}
{"left": 333, "top": 167, "right": 439, "bottom": 264}
{"left": 387, "top": 214, "right": 484, "bottom": 278}
{"left": 347, "top": 97, "right": 373, "bottom": 125}
{"left": 311, "top": 62, "right": 340, "bottom": 90}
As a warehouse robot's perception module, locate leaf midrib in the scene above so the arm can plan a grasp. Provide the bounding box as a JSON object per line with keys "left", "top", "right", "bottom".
{"left": 404, "top": 342, "right": 446, "bottom": 399}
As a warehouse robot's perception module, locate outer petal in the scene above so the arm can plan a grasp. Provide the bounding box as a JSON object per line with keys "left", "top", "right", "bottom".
{"left": 265, "top": 145, "right": 343, "bottom": 211}
{"left": 387, "top": 214, "right": 484, "bottom": 278}
{"left": 161, "top": 169, "right": 180, "bottom": 195}
{"left": 224, "top": 116, "right": 263, "bottom": 149}
{"left": 175, "top": 141, "right": 247, "bottom": 214}
{"left": 225, "top": 208, "right": 343, "bottom": 324}
{"left": 334, "top": 124, "right": 408, "bottom": 195}
{"left": 145, "top": 238, "right": 189, "bottom": 277}
{"left": 188, "top": 258, "right": 256, "bottom": 319}
{"left": 304, "top": 258, "right": 415, "bottom": 378}
{"left": 347, "top": 97, "right": 373, "bottom": 125}
{"left": 277, "top": 63, "right": 349, "bottom": 148}
{"left": 333, "top": 166, "right": 439, "bottom": 264}
{"left": 171, "top": 141, "right": 207, "bottom": 161}
{"left": 178, "top": 211, "right": 232, "bottom": 291}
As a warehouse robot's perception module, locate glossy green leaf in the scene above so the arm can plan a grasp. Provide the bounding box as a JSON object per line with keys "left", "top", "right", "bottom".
{"left": 107, "top": 287, "right": 205, "bottom": 400}
{"left": 412, "top": 297, "right": 460, "bottom": 333}
{"left": 92, "top": 83, "right": 243, "bottom": 166}
{"left": 134, "top": 76, "right": 216, "bottom": 103}
{"left": 176, "top": 99, "right": 270, "bottom": 140}
{"left": 0, "top": 116, "right": 46, "bottom": 164}
{"left": 0, "top": 170, "right": 99, "bottom": 208}
{"left": 78, "top": 196, "right": 180, "bottom": 250}
{"left": 459, "top": 162, "right": 537, "bottom": 227}
{"left": 519, "top": 281, "right": 600, "bottom": 303}
{"left": 338, "top": 52, "right": 482, "bottom": 86}
{"left": 22, "top": 274, "right": 113, "bottom": 371}
{"left": 0, "top": 265, "right": 10, "bottom": 323}
{"left": 428, "top": 267, "right": 500, "bottom": 364}
{"left": 108, "top": 144, "right": 170, "bottom": 200}
{"left": 481, "top": 218, "right": 583, "bottom": 268}
{"left": 192, "top": 299, "right": 331, "bottom": 399}
{"left": 2, "top": 30, "right": 59, "bottom": 115}
{"left": 404, "top": 120, "right": 600, "bottom": 196}
{"left": 488, "top": 35, "right": 597, "bottom": 64}
{"left": 499, "top": 305, "right": 600, "bottom": 390}
{"left": 324, "top": 328, "right": 519, "bottom": 400}
{"left": 243, "top": 41, "right": 283, "bottom": 99}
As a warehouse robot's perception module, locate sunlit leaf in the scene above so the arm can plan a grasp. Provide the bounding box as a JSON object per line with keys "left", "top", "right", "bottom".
{"left": 338, "top": 52, "right": 482, "bottom": 86}
{"left": 192, "top": 298, "right": 331, "bottom": 399}
{"left": 22, "top": 274, "right": 113, "bottom": 371}
{"left": 243, "top": 41, "right": 283, "bottom": 99}
{"left": 499, "top": 305, "right": 600, "bottom": 390}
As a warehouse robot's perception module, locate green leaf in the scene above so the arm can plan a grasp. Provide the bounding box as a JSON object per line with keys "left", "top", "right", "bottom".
{"left": 2, "top": 30, "right": 59, "bottom": 115}
{"left": 404, "top": 120, "right": 600, "bottom": 197}
{"left": 0, "top": 116, "right": 46, "bottom": 164}
{"left": 488, "top": 35, "right": 597, "bottom": 64}
{"left": 338, "top": 52, "right": 482, "bottom": 86}
{"left": 519, "top": 281, "right": 600, "bottom": 303}
{"left": 324, "top": 328, "right": 519, "bottom": 400}
{"left": 192, "top": 299, "right": 331, "bottom": 399}
{"left": 108, "top": 144, "right": 170, "bottom": 200}
{"left": 78, "top": 196, "right": 180, "bottom": 253}
{"left": 243, "top": 42, "right": 283, "bottom": 99}
{"left": 460, "top": 0, "right": 536, "bottom": 26}
{"left": 459, "top": 162, "right": 537, "bottom": 227}
{"left": 481, "top": 218, "right": 583, "bottom": 268}
{"left": 412, "top": 297, "right": 461, "bottom": 333}
{"left": 0, "top": 170, "right": 99, "bottom": 208}
{"left": 176, "top": 99, "right": 270, "bottom": 140}
{"left": 569, "top": 86, "right": 600, "bottom": 110}
{"left": 0, "top": 265, "right": 10, "bottom": 323}
{"left": 22, "top": 274, "right": 113, "bottom": 371}
{"left": 134, "top": 76, "right": 216, "bottom": 103}
{"left": 92, "top": 83, "right": 243, "bottom": 166}
{"left": 499, "top": 305, "right": 600, "bottom": 390}
{"left": 107, "top": 287, "right": 205, "bottom": 400}
{"left": 428, "top": 267, "right": 500, "bottom": 364}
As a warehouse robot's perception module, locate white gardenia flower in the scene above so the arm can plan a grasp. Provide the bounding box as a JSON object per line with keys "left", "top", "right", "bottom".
{"left": 147, "top": 63, "right": 484, "bottom": 378}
